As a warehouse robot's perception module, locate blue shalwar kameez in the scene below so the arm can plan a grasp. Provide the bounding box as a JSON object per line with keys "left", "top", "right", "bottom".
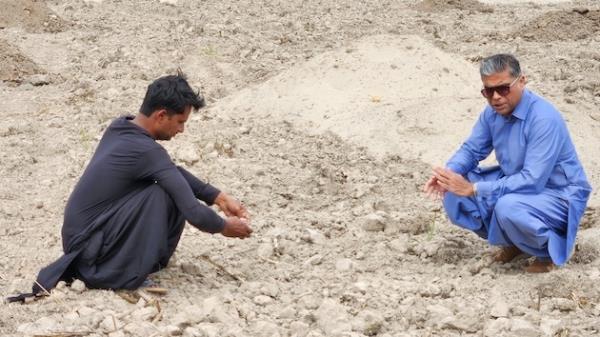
{"left": 443, "top": 89, "right": 591, "bottom": 265}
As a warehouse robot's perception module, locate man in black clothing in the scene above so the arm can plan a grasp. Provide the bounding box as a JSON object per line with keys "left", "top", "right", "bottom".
{"left": 11, "top": 73, "right": 252, "bottom": 300}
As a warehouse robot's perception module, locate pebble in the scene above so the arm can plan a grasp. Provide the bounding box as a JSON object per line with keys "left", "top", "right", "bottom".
{"left": 289, "top": 321, "right": 310, "bottom": 337}
{"left": 254, "top": 295, "right": 274, "bottom": 306}
{"left": 483, "top": 317, "right": 509, "bottom": 337}
{"left": 355, "top": 310, "right": 384, "bottom": 336}
{"left": 316, "top": 299, "right": 352, "bottom": 335}
{"left": 161, "top": 325, "right": 183, "bottom": 336}
{"left": 335, "top": 258, "right": 355, "bottom": 272}
{"left": 70, "top": 279, "right": 87, "bottom": 293}
{"left": 252, "top": 321, "right": 281, "bottom": 337}
{"left": 302, "top": 229, "right": 326, "bottom": 244}
{"left": 176, "top": 145, "right": 200, "bottom": 165}
{"left": 509, "top": 318, "right": 539, "bottom": 337}
{"left": 108, "top": 331, "right": 126, "bottom": 337}
{"left": 278, "top": 305, "right": 296, "bottom": 319}
{"left": 304, "top": 254, "right": 323, "bottom": 266}
{"left": 490, "top": 298, "right": 510, "bottom": 318}
{"left": 551, "top": 298, "right": 577, "bottom": 312}
{"left": 180, "top": 262, "right": 202, "bottom": 276}
{"left": 203, "top": 296, "right": 236, "bottom": 323}
{"left": 196, "top": 323, "right": 220, "bottom": 337}
{"left": 131, "top": 306, "right": 159, "bottom": 321}
{"left": 257, "top": 242, "right": 275, "bottom": 258}
{"left": 99, "top": 315, "right": 122, "bottom": 333}
{"left": 362, "top": 213, "right": 386, "bottom": 232}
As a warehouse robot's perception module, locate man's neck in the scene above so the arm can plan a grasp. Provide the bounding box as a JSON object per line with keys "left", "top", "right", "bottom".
{"left": 131, "top": 114, "right": 157, "bottom": 139}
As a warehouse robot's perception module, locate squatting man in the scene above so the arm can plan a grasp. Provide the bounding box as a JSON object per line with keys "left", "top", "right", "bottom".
{"left": 9, "top": 73, "right": 253, "bottom": 302}
{"left": 424, "top": 54, "right": 591, "bottom": 273}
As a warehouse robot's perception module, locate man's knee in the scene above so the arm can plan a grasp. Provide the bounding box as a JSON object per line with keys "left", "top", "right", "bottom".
{"left": 494, "top": 194, "right": 525, "bottom": 224}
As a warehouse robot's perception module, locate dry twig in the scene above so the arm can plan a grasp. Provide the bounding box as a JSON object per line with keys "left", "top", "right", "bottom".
{"left": 200, "top": 254, "right": 245, "bottom": 283}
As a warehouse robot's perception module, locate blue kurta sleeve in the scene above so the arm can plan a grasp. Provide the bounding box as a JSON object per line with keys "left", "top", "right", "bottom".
{"left": 136, "top": 147, "right": 225, "bottom": 233}
{"left": 446, "top": 110, "right": 494, "bottom": 175}
{"left": 476, "top": 115, "right": 566, "bottom": 199}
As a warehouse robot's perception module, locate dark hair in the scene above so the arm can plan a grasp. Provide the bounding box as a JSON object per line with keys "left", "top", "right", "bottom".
{"left": 139, "top": 72, "right": 205, "bottom": 116}
{"left": 480, "top": 54, "right": 521, "bottom": 78}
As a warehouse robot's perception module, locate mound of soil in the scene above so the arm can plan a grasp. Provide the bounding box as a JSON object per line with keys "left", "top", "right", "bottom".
{"left": 0, "top": 0, "right": 66, "bottom": 33}
{"left": 515, "top": 9, "right": 600, "bottom": 41}
{"left": 415, "top": 0, "right": 493, "bottom": 13}
{"left": 0, "top": 39, "right": 42, "bottom": 82}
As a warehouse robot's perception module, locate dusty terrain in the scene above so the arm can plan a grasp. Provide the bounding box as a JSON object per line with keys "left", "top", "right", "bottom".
{"left": 1, "top": 0, "right": 600, "bottom": 336}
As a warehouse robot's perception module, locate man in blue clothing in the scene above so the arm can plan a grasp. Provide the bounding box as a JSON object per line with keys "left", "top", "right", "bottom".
{"left": 423, "top": 54, "right": 591, "bottom": 273}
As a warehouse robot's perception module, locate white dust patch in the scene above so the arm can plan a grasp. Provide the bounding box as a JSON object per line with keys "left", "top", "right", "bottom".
{"left": 215, "top": 34, "right": 484, "bottom": 167}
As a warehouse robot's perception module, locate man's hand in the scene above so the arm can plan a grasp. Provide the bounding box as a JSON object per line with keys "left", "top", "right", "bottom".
{"left": 221, "top": 217, "right": 253, "bottom": 239}
{"left": 214, "top": 192, "right": 250, "bottom": 220}
{"left": 423, "top": 175, "right": 447, "bottom": 199}
{"left": 432, "top": 167, "right": 475, "bottom": 197}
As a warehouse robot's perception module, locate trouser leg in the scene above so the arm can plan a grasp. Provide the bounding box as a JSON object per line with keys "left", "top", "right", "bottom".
{"left": 77, "top": 184, "right": 185, "bottom": 289}
{"left": 489, "top": 192, "right": 568, "bottom": 263}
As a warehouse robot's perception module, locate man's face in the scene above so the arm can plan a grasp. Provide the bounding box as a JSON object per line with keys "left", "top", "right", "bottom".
{"left": 481, "top": 69, "right": 526, "bottom": 116}
{"left": 155, "top": 106, "right": 191, "bottom": 141}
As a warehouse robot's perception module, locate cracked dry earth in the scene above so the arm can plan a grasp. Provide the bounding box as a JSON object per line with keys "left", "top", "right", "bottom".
{"left": 1, "top": 0, "right": 600, "bottom": 336}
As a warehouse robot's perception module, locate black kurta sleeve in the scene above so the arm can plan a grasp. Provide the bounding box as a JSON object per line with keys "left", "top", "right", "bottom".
{"left": 136, "top": 148, "right": 225, "bottom": 233}
{"left": 176, "top": 166, "right": 221, "bottom": 205}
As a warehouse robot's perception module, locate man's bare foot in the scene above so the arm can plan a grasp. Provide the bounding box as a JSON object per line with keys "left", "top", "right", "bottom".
{"left": 493, "top": 246, "right": 523, "bottom": 263}
{"left": 525, "top": 258, "right": 555, "bottom": 273}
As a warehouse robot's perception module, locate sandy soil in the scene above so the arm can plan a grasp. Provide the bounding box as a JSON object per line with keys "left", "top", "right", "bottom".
{"left": 1, "top": 0, "right": 600, "bottom": 336}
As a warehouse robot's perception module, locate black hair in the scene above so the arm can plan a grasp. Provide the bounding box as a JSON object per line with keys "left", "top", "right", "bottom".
{"left": 139, "top": 72, "right": 205, "bottom": 116}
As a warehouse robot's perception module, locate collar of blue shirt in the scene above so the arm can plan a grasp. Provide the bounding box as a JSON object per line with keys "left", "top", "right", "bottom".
{"left": 511, "top": 88, "right": 533, "bottom": 121}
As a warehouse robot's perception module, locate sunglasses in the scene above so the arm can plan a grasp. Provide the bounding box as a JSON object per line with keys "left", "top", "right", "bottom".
{"left": 481, "top": 75, "right": 520, "bottom": 98}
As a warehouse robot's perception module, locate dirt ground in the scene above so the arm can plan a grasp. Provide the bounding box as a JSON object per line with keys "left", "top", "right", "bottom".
{"left": 1, "top": 0, "right": 600, "bottom": 336}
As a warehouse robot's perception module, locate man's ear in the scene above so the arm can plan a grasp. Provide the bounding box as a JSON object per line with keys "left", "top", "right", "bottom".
{"left": 153, "top": 109, "right": 168, "bottom": 121}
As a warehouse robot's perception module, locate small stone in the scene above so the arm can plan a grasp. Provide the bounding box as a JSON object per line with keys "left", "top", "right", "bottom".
{"left": 70, "top": 279, "right": 86, "bottom": 293}
{"left": 108, "top": 331, "right": 126, "bottom": 337}
{"left": 257, "top": 243, "right": 274, "bottom": 258}
{"left": 55, "top": 281, "right": 67, "bottom": 290}
{"left": 183, "top": 327, "right": 204, "bottom": 337}
{"left": 316, "top": 299, "right": 352, "bottom": 335}
{"left": 304, "top": 254, "right": 323, "bottom": 266}
{"left": 196, "top": 323, "right": 220, "bottom": 337}
{"left": 551, "top": 298, "right": 577, "bottom": 312}
{"left": 352, "top": 281, "right": 369, "bottom": 294}
{"left": 181, "top": 262, "right": 202, "bottom": 276}
{"left": 260, "top": 282, "right": 280, "bottom": 298}
{"left": 252, "top": 321, "right": 280, "bottom": 337}
{"left": 26, "top": 74, "right": 51, "bottom": 86}
{"left": 335, "top": 258, "right": 355, "bottom": 272}
{"left": 362, "top": 213, "right": 386, "bottom": 232}
{"left": 278, "top": 305, "right": 296, "bottom": 319}
{"left": 490, "top": 298, "right": 510, "bottom": 318}
{"left": 426, "top": 304, "right": 453, "bottom": 327}
{"left": 387, "top": 237, "right": 409, "bottom": 253}
{"left": 355, "top": 310, "right": 384, "bottom": 336}
{"left": 176, "top": 145, "right": 200, "bottom": 165}
{"left": 540, "top": 318, "right": 562, "bottom": 336}
{"left": 162, "top": 325, "right": 183, "bottom": 336}
{"left": 159, "top": 0, "right": 178, "bottom": 5}
{"left": 302, "top": 229, "right": 326, "bottom": 244}
{"left": 289, "top": 321, "right": 309, "bottom": 337}
{"left": 132, "top": 306, "right": 159, "bottom": 321}
{"left": 483, "top": 317, "right": 509, "bottom": 337}
{"left": 253, "top": 295, "right": 273, "bottom": 306}
{"left": 509, "top": 319, "right": 539, "bottom": 337}
{"left": 99, "top": 316, "right": 122, "bottom": 333}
